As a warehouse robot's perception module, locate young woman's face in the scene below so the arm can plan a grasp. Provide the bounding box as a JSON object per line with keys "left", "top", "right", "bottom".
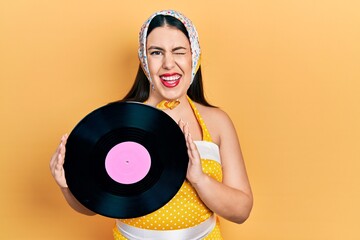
{"left": 146, "top": 26, "right": 192, "bottom": 101}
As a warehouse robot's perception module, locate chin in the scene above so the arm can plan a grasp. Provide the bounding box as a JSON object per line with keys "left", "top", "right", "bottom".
{"left": 158, "top": 90, "right": 185, "bottom": 101}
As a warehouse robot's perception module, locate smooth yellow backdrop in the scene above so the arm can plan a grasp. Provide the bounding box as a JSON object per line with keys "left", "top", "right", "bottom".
{"left": 1, "top": 0, "right": 359, "bottom": 239}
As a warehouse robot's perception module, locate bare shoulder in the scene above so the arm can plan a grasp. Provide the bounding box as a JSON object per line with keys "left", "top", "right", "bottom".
{"left": 194, "top": 103, "right": 235, "bottom": 145}
{"left": 195, "top": 103, "right": 232, "bottom": 123}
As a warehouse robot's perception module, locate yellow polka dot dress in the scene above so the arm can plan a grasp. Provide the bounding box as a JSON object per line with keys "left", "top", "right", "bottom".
{"left": 113, "top": 97, "right": 224, "bottom": 239}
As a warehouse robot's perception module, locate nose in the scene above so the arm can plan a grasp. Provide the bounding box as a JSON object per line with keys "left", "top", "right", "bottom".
{"left": 162, "top": 53, "right": 175, "bottom": 70}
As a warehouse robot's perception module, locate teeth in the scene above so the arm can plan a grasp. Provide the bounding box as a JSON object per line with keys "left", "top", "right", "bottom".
{"left": 161, "top": 75, "right": 181, "bottom": 81}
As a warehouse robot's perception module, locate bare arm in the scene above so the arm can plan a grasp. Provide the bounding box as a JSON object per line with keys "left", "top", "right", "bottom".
{"left": 179, "top": 111, "right": 253, "bottom": 223}
{"left": 49, "top": 135, "right": 96, "bottom": 216}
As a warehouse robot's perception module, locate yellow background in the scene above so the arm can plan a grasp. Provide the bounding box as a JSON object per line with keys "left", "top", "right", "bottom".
{"left": 1, "top": 0, "right": 359, "bottom": 239}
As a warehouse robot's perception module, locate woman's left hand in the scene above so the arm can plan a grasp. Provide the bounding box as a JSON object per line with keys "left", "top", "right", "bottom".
{"left": 178, "top": 120, "right": 206, "bottom": 185}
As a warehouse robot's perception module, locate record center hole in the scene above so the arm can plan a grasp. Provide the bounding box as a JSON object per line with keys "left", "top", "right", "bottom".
{"left": 105, "top": 141, "right": 151, "bottom": 184}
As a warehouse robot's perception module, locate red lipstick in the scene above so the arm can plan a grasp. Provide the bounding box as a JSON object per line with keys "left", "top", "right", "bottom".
{"left": 160, "top": 73, "right": 181, "bottom": 88}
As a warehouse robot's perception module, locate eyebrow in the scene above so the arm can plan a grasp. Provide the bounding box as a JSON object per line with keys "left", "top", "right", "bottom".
{"left": 173, "top": 46, "right": 188, "bottom": 51}
{"left": 147, "top": 46, "right": 188, "bottom": 51}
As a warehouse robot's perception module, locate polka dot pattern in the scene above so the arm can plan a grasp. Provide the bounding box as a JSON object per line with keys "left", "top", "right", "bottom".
{"left": 113, "top": 97, "right": 223, "bottom": 239}
{"left": 119, "top": 160, "right": 222, "bottom": 229}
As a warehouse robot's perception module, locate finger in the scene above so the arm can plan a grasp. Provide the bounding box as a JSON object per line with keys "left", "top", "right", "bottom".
{"left": 49, "top": 154, "right": 56, "bottom": 170}
{"left": 184, "top": 129, "right": 192, "bottom": 146}
{"left": 59, "top": 143, "right": 66, "bottom": 160}
{"left": 54, "top": 152, "right": 65, "bottom": 177}
{"left": 62, "top": 133, "right": 68, "bottom": 143}
{"left": 51, "top": 152, "right": 62, "bottom": 175}
{"left": 57, "top": 134, "right": 68, "bottom": 166}
{"left": 178, "top": 118, "right": 185, "bottom": 132}
{"left": 186, "top": 133, "right": 200, "bottom": 160}
{"left": 179, "top": 119, "right": 186, "bottom": 135}
{"left": 50, "top": 152, "right": 60, "bottom": 172}
{"left": 50, "top": 143, "right": 61, "bottom": 168}
{"left": 57, "top": 151, "right": 65, "bottom": 168}
{"left": 183, "top": 122, "right": 190, "bottom": 138}
{"left": 186, "top": 132, "right": 195, "bottom": 149}
{"left": 50, "top": 134, "right": 67, "bottom": 165}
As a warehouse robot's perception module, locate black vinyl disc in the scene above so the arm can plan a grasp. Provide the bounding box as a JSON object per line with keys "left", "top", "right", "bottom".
{"left": 63, "top": 101, "right": 188, "bottom": 219}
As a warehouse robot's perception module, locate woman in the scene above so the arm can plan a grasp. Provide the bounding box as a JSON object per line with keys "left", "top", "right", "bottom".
{"left": 50, "top": 10, "right": 253, "bottom": 239}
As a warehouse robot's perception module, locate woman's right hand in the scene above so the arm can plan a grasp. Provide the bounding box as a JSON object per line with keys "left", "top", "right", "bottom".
{"left": 49, "top": 134, "right": 96, "bottom": 215}
{"left": 49, "top": 134, "right": 68, "bottom": 188}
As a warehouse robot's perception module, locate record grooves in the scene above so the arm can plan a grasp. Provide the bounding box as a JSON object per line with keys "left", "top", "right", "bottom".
{"left": 64, "top": 101, "right": 188, "bottom": 218}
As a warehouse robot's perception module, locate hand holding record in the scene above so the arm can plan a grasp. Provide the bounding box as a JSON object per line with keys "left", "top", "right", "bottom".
{"left": 63, "top": 102, "right": 188, "bottom": 219}
{"left": 178, "top": 120, "right": 203, "bottom": 185}
{"left": 49, "top": 134, "right": 68, "bottom": 189}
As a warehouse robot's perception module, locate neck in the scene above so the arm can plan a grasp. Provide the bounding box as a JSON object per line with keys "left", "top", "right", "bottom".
{"left": 161, "top": 97, "right": 191, "bottom": 123}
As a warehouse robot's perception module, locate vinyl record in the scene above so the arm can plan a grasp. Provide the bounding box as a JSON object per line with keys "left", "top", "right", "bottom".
{"left": 64, "top": 101, "right": 188, "bottom": 219}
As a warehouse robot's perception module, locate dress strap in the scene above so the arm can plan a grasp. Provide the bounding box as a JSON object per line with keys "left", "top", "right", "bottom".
{"left": 187, "top": 96, "right": 212, "bottom": 142}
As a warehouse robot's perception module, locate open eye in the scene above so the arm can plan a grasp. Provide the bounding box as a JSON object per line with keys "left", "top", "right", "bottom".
{"left": 150, "top": 51, "right": 162, "bottom": 56}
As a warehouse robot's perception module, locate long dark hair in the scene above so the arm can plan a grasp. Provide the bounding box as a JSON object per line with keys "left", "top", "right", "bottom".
{"left": 121, "top": 15, "right": 215, "bottom": 107}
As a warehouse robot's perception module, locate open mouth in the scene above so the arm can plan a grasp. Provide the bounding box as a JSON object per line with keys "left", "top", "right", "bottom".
{"left": 160, "top": 73, "right": 181, "bottom": 88}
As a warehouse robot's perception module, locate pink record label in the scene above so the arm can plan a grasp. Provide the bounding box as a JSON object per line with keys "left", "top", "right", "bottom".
{"left": 105, "top": 141, "right": 151, "bottom": 184}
